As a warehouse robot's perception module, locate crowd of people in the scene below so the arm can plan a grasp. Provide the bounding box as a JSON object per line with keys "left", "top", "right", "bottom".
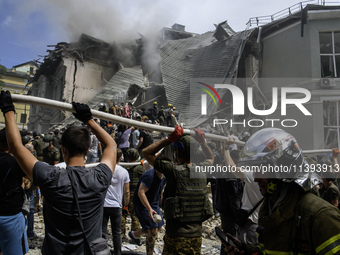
{"left": 1, "top": 90, "right": 340, "bottom": 255}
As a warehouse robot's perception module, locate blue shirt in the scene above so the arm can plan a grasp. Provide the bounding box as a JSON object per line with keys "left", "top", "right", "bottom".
{"left": 118, "top": 129, "right": 131, "bottom": 149}
{"left": 133, "top": 169, "right": 165, "bottom": 209}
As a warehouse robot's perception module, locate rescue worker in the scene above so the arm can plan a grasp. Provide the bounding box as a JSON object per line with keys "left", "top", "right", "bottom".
{"left": 32, "top": 131, "right": 45, "bottom": 161}
{"left": 143, "top": 125, "right": 214, "bottom": 255}
{"left": 149, "top": 102, "right": 158, "bottom": 122}
{"left": 165, "top": 104, "right": 173, "bottom": 126}
{"left": 173, "top": 106, "right": 179, "bottom": 120}
{"left": 98, "top": 103, "right": 108, "bottom": 127}
{"left": 116, "top": 103, "right": 122, "bottom": 116}
{"left": 321, "top": 175, "right": 340, "bottom": 207}
{"left": 157, "top": 106, "right": 166, "bottom": 126}
{"left": 52, "top": 129, "right": 62, "bottom": 150}
{"left": 121, "top": 148, "right": 145, "bottom": 239}
{"left": 42, "top": 134, "right": 60, "bottom": 165}
{"left": 224, "top": 128, "right": 340, "bottom": 255}
{"left": 53, "top": 129, "right": 63, "bottom": 162}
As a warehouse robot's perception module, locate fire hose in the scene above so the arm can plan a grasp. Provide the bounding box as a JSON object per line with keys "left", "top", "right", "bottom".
{"left": 10, "top": 94, "right": 335, "bottom": 164}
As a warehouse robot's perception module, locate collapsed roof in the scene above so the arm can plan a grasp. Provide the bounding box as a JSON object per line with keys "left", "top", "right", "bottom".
{"left": 159, "top": 23, "right": 253, "bottom": 128}
{"left": 44, "top": 22, "right": 254, "bottom": 130}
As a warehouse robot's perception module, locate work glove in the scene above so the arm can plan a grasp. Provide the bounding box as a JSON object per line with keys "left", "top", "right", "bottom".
{"left": 122, "top": 206, "right": 129, "bottom": 216}
{"left": 72, "top": 102, "right": 92, "bottom": 123}
{"left": 168, "top": 125, "right": 183, "bottom": 143}
{"left": 0, "top": 91, "right": 15, "bottom": 115}
{"left": 333, "top": 148, "right": 340, "bottom": 158}
{"left": 193, "top": 128, "right": 205, "bottom": 144}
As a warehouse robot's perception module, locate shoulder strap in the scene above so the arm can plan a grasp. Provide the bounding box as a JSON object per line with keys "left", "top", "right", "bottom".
{"left": 248, "top": 197, "right": 265, "bottom": 217}
{"left": 66, "top": 168, "right": 93, "bottom": 255}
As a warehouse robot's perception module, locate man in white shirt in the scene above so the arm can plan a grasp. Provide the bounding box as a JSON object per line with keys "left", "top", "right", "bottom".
{"left": 102, "top": 149, "right": 130, "bottom": 255}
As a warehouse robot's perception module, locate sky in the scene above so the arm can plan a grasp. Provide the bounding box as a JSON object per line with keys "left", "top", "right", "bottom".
{"left": 0, "top": 0, "right": 320, "bottom": 68}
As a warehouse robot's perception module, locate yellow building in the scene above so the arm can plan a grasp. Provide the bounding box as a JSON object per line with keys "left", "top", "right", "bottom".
{"left": 0, "top": 61, "right": 38, "bottom": 130}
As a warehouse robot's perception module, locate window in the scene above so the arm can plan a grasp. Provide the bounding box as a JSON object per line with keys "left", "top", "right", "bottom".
{"left": 320, "top": 31, "right": 340, "bottom": 77}
{"left": 323, "top": 101, "right": 340, "bottom": 148}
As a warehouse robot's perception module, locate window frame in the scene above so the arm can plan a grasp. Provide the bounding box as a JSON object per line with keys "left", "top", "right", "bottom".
{"left": 320, "top": 31, "right": 340, "bottom": 78}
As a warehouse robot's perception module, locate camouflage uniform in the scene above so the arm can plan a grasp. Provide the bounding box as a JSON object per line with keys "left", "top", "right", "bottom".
{"left": 322, "top": 182, "right": 340, "bottom": 205}
{"left": 43, "top": 146, "right": 60, "bottom": 165}
{"left": 154, "top": 154, "right": 213, "bottom": 255}
{"left": 157, "top": 107, "right": 166, "bottom": 126}
{"left": 162, "top": 235, "right": 202, "bottom": 255}
{"left": 121, "top": 164, "right": 145, "bottom": 236}
{"left": 32, "top": 137, "right": 45, "bottom": 161}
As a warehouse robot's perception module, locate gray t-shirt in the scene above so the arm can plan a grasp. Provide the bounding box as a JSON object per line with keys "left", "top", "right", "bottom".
{"left": 33, "top": 161, "right": 112, "bottom": 255}
{"left": 104, "top": 164, "right": 130, "bottom": 208}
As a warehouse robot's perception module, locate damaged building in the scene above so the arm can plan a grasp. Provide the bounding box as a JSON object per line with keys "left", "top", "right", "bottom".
{"left": 29, "top": 2, "right": 340, "bottom": 150}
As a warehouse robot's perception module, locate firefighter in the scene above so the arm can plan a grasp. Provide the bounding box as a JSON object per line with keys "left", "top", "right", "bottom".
{"left": 224, "top": 128, "right": 340, "bottom": 255}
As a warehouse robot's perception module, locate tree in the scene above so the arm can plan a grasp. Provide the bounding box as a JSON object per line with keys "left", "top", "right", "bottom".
{"left": 0, "top": 61, "right": 6, "bottom": 88}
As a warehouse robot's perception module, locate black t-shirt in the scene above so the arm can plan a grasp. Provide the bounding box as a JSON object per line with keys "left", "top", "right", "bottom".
{"left": 33, "top": 162, "right": 112, "bottom": 255}
{"left": 0, "top": 151, "right": 26, "bottom": 216}
{"left": 139, "top": 130, "right": 154, "bottom": 151}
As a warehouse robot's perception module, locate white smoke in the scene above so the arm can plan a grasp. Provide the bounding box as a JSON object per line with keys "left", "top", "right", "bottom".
{"left": 4, "top": 0, "right": 182, "bottom": 77}
{"left": 14, "top": 0, "right": 175, "bottom": 43}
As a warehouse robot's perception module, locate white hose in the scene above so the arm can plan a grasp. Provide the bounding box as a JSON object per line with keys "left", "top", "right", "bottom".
{"left": 11, "top": 94, "right": 245, "bottom": 146}
{"left": 86, "top": 162, "right": 142, "bottom": 168}
{"left": 302, "top": 149, "right": 333, "bottom": 155}
{"left": 10, "top": 94, "right": 335, "bottom": 155}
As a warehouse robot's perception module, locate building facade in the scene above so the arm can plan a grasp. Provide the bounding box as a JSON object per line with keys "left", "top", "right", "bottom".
{"left": 0, "top": 61, "right": 38, "bottom": 130}
{"left": 244, "top": 4, "right": 340, "bottom": 150}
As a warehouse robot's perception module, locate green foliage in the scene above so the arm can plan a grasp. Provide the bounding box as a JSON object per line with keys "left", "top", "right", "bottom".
{"left": 0, "top": 61, "right": 6, "bottom": 88}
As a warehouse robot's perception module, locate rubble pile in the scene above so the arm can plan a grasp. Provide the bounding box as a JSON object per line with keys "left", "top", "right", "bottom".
{"left": 26, "top": 211, "right": 222, "bottom": 255}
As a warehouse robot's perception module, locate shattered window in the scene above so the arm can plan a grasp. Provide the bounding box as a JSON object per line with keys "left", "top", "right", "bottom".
{"left": 323, "top": 101, "right": 340, "bottom": 148}
{"left": 319, "top": 31, "right": 340, "bottom": 77}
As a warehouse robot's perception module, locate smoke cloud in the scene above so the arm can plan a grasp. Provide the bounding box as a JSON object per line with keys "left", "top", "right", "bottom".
{"left": 13, "top": 0, "right": 175, "bottom": 43}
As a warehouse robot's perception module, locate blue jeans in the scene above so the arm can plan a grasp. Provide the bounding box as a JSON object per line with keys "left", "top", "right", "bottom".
{"left": 102, "top": 207, "right": 122, "bottom": 255}
{"left": 86, "top": 151, "right": 98, "bottom": 163}
{"left": 0, "top": 212, "right": 29, "bottom": 255}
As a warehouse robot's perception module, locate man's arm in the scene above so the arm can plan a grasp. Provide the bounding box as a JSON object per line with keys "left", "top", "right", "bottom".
{"left": 331, "top": 199, "right": 339, "bottom": 207}
{"left": 332, "top": 148, "right": 340, "bottom": 178}
{"left": 201, "top": 142, "right": 214, "bottom": 165}
{"left": 142, "top": 139, "right": 172, "bottom": 166}
{"left": 137, "top": 137, "right": 143, "bottom": 150}
{"left": 123, "top": 182, "right": 130, "bottom": 207}
{"left": 138, "top": 183, "right": 156, "bottom": 220}
{"left": 224, "top": 149, "right": 245, "bottom": 180}
{"left": 5, "top": 111, "right": 37, "bottom": 181}
{"left": 143, "top": 125, "right": 183, "bottom": 166}
{"left": 86, "top": 118, "right": 116, "bottom": 173}
{"left": 193, "top": 128, "right": 214, "bottom": 165}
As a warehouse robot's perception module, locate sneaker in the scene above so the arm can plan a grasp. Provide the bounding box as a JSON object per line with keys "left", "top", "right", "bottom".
{"left": 128, "top": 231, "right": 142, "bottom": 246}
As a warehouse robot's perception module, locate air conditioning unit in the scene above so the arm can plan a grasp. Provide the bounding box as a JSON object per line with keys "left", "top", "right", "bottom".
{"left": 320, "top": 78, "right": 335, "bottom": 89}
